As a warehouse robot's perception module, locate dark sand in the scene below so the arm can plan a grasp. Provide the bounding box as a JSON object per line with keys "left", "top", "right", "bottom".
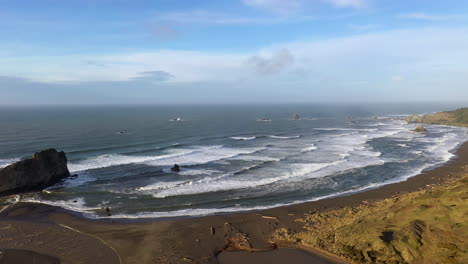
{"left": 1, "top": 142, "right": 467, "bottom": 264}
{"left": 0, "top": 249, "right": 60, "bottom": 264}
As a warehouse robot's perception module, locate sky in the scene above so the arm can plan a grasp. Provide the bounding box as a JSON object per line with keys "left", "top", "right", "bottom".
{"left": 1, "top": 0, "right": 468, "bottom": 105}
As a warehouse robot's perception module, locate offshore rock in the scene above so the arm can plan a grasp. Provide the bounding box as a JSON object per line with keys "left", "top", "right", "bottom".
{"left": 413, "top": 126, "right": 428, "bottom": 133}
{"left": 0, "top": 149, "right": 70, "bottom": 195}
{"left": 405, "top": 114, "right": 422, "bottom": 123}
{"left": 171, "top": 164, "right": 180, "bottom": 172}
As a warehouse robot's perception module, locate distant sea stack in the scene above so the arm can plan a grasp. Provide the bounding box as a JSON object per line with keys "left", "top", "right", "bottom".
{"left": 0, "top": 149, "right": 70, "bottom": 196}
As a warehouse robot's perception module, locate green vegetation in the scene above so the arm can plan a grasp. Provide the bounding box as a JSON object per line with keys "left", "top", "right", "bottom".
{"left": 419, "top": 108, "right": 468, "bottom": 127}
{"left": 273, "top": 173, "right": 468, "bottom": 263}
{"left": 453, "top": 108, "right": 468, "bottom": 124}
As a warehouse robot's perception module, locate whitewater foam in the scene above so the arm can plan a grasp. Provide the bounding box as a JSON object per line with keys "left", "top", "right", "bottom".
{"left": 229, "top": 155, "right": 280, "bottom": 162}
{"left": 146, "top": 162, "right": 334, "bottom": 198}
{"left": 177, "top": 169, "right": 222, "bottom": 176}
{"left": 68, "top": 146, "right": 264, "bottom": 172}
{"left": 145, "top": 146, "right": 265, "bottom": 167}
{"left": 268, "top": 135, "right": 301, "bottom": 139}
{"left": 50, "top": 173, "right": 97, "bottom": 189}
{"left": 22, "top": 197, "right": 101, "bottom": 215}
{"left": 301, "top": 144, "right": 318, "bottom": 153}
{"left": 230, "top": 136, "right": 256, "bottom": 141}
{"left": 0, "top": 158, "right": 19, "bottom": 168}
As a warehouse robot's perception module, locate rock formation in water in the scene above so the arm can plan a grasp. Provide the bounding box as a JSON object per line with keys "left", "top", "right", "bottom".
{"left": 413, "top": 125, "right": 428, "bottom": 133}
{"left": 171, "top": 164, "right": 180, "bottom": 172}
{"left": 0, "top": 149, "right": 70, "bottom": 195}
{"left": 405, "top": 114, "right": 422, "bottom": 123}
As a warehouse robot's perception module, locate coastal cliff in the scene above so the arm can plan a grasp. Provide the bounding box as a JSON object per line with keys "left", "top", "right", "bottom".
{"left": 0, "top": 149, "right": 70, "bottom": 195}
{"left": 406, "top": 108, "right": 468, "bottom": 127}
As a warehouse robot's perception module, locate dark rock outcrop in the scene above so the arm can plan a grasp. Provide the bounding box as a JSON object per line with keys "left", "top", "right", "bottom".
{"left": 0, "top": 149, "right": 70, "bottom": 195}
{"left": 413, "top": 126, "right": 428, "bottom": 133}
{"left": 171, "top": 164, "right": 180, "bottom": 172}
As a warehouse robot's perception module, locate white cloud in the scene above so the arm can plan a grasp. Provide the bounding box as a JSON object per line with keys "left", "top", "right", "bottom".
{"left": 247, "top": 49, "right": 294, "bottom": 74}
{"left": 324, "top": 0, "right": 368, "bottom": 9}
{"left": 3, "top": 27, "right": 468, "bottom": 102}
{"left": 398, "top": 12, "right": 460, "bottom": 21}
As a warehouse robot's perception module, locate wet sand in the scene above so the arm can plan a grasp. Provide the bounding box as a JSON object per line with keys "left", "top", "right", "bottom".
{"left": 0, "top": 142, "right": 467, "bottom": 264}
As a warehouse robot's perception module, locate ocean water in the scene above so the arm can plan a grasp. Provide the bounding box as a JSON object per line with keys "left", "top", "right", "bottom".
{"left": 0, "top": 104, "right": 467, "bottom": 219}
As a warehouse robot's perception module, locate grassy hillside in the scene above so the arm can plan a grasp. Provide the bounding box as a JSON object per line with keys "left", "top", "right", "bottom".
{"left": 453, "top": 108, "right": 468, "bottom": 124}
{"left": 273, "top": 173, "right": 468, "bottom": 264}
{"left": 420, "top": 108, "right": 468, "bottom": 127}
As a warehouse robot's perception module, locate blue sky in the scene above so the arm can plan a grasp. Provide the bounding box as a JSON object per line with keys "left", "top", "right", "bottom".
{"left": 1, "top": 0, "right": 468, "bottom": 104}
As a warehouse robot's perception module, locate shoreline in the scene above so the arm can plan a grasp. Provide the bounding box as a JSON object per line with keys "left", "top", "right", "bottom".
{"left": 5, "top": 133, "right": 465, "bottom": 223}
{"left": 0, "top": 140, "right": 467, "bottom": 263}
{"left": 6, "top": 125, "right": 466, "bottom": 223}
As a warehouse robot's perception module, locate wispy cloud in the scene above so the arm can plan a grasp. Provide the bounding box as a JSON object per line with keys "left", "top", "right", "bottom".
{"left": 130, "top": 71, "right": 173, "bottom": 82}
{"left": 155, "top": 9, "right": 315, "bottom": 24}
{"left": 148, "top": 22, "right": 180, "bottom": 40}
{"left": 398, "top": 12, "right": 460, "bottom": 21}
{"left": 241, "top": 0, "right": 369, "bottom": 15}
{"left": 247, "top": 49, "right": 294, "bottom": 74}
{"left": 241, "top": 0, "right": 303, "bottom": 15}
{"left": 324, "top": 0, "right": 369, "bottom": 9}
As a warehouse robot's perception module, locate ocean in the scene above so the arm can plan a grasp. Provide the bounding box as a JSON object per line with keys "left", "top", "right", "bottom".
{"left": 0, "top": 103, "right": 467, "bottom": 219}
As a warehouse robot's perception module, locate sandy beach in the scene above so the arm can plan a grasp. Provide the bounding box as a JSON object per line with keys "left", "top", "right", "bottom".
{"left": 1, "top": 138, "right": 467, "bottom": 263}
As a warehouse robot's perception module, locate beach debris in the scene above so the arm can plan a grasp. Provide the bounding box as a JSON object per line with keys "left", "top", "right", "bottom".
{"left": 171, "top": 164, "right": 180, "bottom": 172}
{"left": 412, "top": 125, "right": 428, "bottom": 133}
{"left": 260, "top": 215, "right": 278, "bottom": 220}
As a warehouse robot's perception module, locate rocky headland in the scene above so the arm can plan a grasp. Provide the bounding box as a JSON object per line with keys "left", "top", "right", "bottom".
{"left": 0, "top": 149, "right": 70, "bottom": 196}
{"left": 405, "top": 107, "right": 468, "bottom": 127}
